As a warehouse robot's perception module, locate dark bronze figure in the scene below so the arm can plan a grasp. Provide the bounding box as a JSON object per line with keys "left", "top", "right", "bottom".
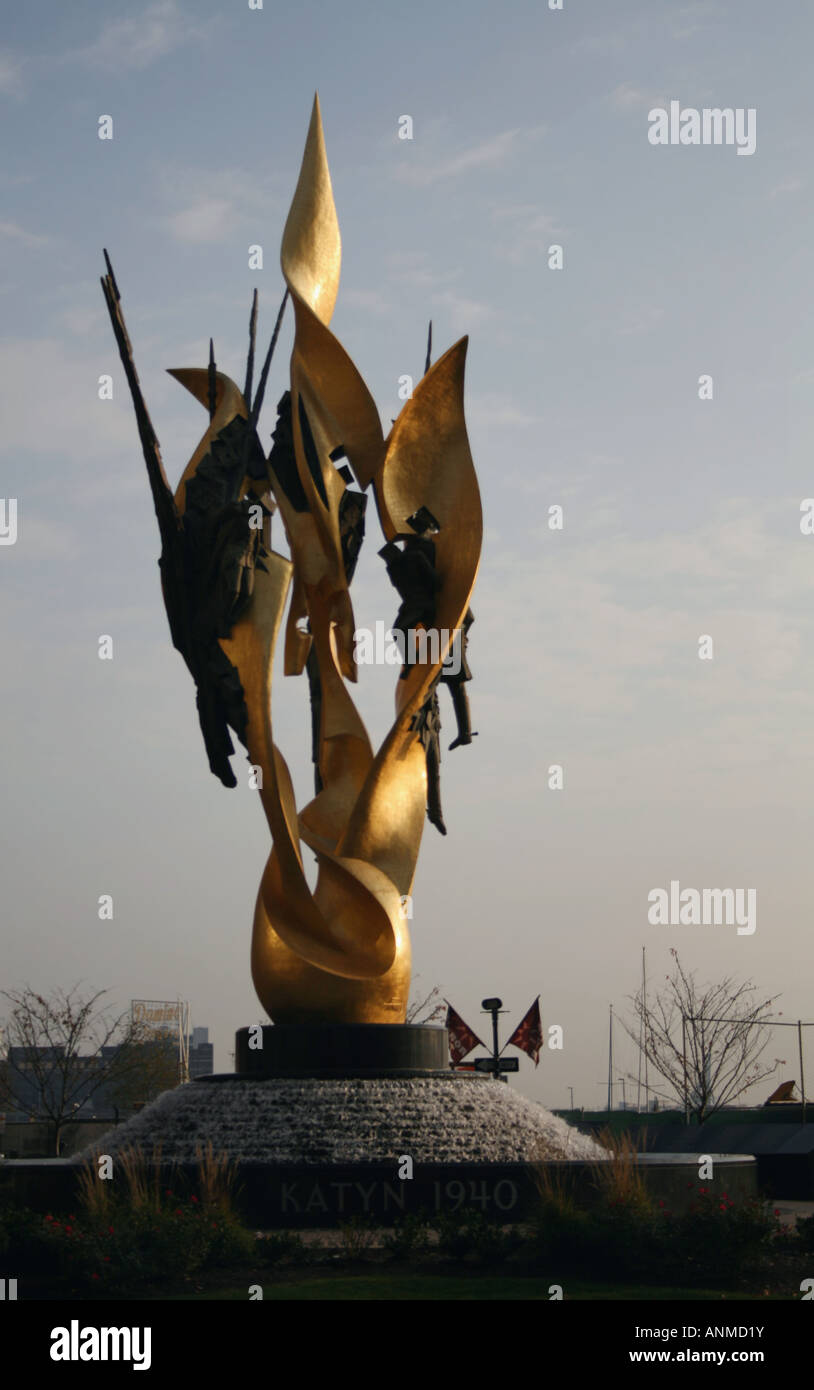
{"left": 442, "top": 606, "right": 476, "bottom": 750}
{"left": 378, "top": 529, "right": 442, "bottom": 677}
{"left": 411, "top": 681, "right": 446, "bottom": 836}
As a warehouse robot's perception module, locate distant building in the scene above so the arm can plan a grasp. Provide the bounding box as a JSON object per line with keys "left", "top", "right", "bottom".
{"left": 190, "top": 1027, "right": 214, "bottom": 1078}
{"left": 3, "top": 1022, "right": 213, "bottom": 1120}
{"left": 5, "top": 1045, "right": 122, "bottom": 1121}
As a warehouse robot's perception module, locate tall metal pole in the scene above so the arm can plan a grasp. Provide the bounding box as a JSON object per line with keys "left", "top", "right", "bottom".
{"left": 491, "top": 1005, "right": 500, "bottom": 1082}
{"left": 799, "top": 1020, "right": 807, "bottom": 1125}
{"left": 636, "top": 947, "right": 644, "bottom": 1112}
{"left": 643, "top": 946, "right": 650, "bottom": 1111}
{"left": 481, "top": 998, "right": 504, "bottom": 1082}
{"left": 607, "top": 1004, "right": 614, "bottom": 1113}
{"left": 682, "top": 1013, "right": 689, "bottom": 1123}
{"left": 568, "top": 1086, "right": 575, "bottom": 1111}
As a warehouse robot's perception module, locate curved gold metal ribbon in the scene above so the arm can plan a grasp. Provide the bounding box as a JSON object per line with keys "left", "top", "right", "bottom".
{"left": 340, "top": 337, "right": 482, "bottom": 894}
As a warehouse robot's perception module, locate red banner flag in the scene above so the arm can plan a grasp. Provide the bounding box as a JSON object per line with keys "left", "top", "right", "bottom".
{"left": 506, "top": 997, "right": 543, "bottom": 1066}
{"left": 445, "top": 1003, "right": 484, "bottom": 1063}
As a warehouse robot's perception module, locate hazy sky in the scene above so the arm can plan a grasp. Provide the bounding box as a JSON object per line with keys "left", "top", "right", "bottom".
{"left": 2, "top": 0, "right": 813, "bottom": 1112}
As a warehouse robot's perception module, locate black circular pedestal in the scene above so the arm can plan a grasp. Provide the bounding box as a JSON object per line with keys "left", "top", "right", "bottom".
{"left": 219, "top": 1023, "right": 449, "bottom": 1079}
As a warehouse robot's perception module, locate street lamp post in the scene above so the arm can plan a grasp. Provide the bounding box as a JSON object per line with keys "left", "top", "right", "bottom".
{"left": 481, "top": 998, "right": 503, "bottom": 1081}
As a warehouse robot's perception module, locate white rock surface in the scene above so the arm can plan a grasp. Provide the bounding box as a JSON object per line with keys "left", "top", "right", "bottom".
{"left": 78, "top": 1076, "right": 605, "bottom": 1164}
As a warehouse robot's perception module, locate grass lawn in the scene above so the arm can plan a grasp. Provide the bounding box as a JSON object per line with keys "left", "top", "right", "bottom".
{"left": 156, "top": 1271, "right": 787, "bottom": 1301}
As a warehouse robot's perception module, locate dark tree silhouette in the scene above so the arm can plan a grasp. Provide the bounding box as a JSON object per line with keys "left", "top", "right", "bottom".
{"left": 0, "top": 985, "right": 180, "bottom": 1155}
{"left": 624, "top": 950, "right": 784, "bottom": 1122}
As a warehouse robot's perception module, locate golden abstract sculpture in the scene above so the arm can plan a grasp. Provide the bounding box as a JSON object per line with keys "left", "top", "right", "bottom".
{"left": 102, "top": 95, "right": 481, "bottom": 1025}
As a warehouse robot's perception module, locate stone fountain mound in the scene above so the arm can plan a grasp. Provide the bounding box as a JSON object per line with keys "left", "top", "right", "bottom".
{"left": 87, "top": 1074, "right": 604, "bottom": 1167}
{"left": 86, "top": 1024, "right": 603, "bottom": 1165}
{"left": 77, "top": 1026, "right": 605, "bottom": 1225}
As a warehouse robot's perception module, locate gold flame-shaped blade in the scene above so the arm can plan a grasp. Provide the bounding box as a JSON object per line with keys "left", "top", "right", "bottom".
{"left": 280, "top": 93, "right": 341, "bottom": 327}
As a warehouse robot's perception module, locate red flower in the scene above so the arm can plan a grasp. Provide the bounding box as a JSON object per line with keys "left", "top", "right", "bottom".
{"left": 91, "top": 1273, "right": 99, "bottom": 1281}
{"left": 108, "top": 1226, "right": 114, "bottom": 1235}
{"left": 45, "top": 1214, "right": 53, "bottom": 1223}
{"left": 191, "top": 1195, "right": 199, "bottom": 1204}
{"left": 175, "top": 1208, "right": 182, "bottom": 1215}
{"left": 65, "top": 1225, "right": 73, "bottom": 1235}
{"left": 774, "top": 1209, "right": 780, "bottom": 1216}
{"left": 103, "top": 1256, "right": 110, "bottom": 1262}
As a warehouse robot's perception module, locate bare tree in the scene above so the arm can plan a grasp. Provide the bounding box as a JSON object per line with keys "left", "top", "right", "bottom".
{"left": 624, "top": 950, "right": 784, "bottom": 1122}
{"left": 405, "top": 980, "right": 446, "bottom": 1025}
{"left": 104, "top": 1036, "right": 181, "bottom": 1115}
{"left": 0, "top": 985, "right": 180, "bottom": 1154}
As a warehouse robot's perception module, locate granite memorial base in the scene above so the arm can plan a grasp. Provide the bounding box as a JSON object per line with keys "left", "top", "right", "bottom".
{"left": 0, "top": 1027, "right": 756, "bottom": 1228}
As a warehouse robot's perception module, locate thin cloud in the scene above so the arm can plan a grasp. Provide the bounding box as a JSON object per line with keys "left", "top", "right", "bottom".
{"left": 0, "top": 220, "right": 51, "bottom": 248}
{"left": 569, "top": 32, "right": 629, "bottom": 58}
{"left": 617, "top": 304, "right": 665, "bottom": 337}
{"left": 395, "top": 127, "right": 538, "bottom": 187}
{"left": 167, "top": 198, "right": 233, "bottom": 245}
{"left": 669, "top": 2, "right": 725, "bottom": 40}
{"left": 158, "top": 167, "right": 280, "bottom": 245}
{"left": 491, "top": 204, "right": 562, "bottom": 264}
{"left": 467, "top": 392, "right": 540, "bottom": 430}
{"left": 388, "top": 264, "right": 450, "bottom": 292}
{"left": 478, "top": 499, "right": 814, "bottom": 737}
{"left": 0, "top": 50, "right": 24, "bottom": 96}
{"left": 0, "top": 338, "right": 152, "bottom": 461}
{"left": 609, "top": 82, "right": 666, "bottom": 111}
{"left": 382, "top": 253, "right": 492, "bottom": 333}
{"left": 432, "top": 289, "right": 492, "bottom": 333}
{"left": 770, "top": 177, "right": 804, "bottom": 199}
{"left": 61, "top": 0, "right": 215, "bottom": 72}
{"left": 340, "top": 288, "right": 392, "bottom": 315}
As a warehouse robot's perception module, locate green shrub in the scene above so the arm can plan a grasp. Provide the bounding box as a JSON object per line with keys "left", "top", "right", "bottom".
{"left": 0, "top": 1203, "right": 55, "bottom": 1275}
{"left": 35, "top": 1146, "right": 253, "bottom": 1292}
{"left": 257, "top": 1230, "right": 307, "bottom": 1267}
{"left": 526, "top": 1176, "right": 783, "bottom": 1288}
{"left": 527, "top": 1190, "right": 662, "bottom": 1278}
{"left": 337, "top": 1214, "right": 377, "bottom": 1259}
{"left": 434, "top": 1209, "right": 519, "bottom": 1265}
{"left": 795, "top": 1212, "right": 814, "bottom": 1253}
{"left": 586, "top": 1200, "right": 665, "bottom": 1279}
{"left": 383, "top": 1212, "right": 431, "bottom": 1261}
{"left": 20, "top": 1187, "right": 255, "bottom": 1294}
{"left": 663, "top": 1187, "right": 781, "bottom": 1285}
